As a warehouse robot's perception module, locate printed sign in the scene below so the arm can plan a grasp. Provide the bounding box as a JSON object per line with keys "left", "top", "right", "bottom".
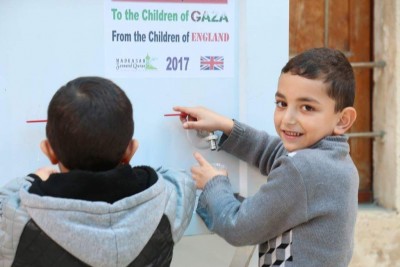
{"left": 104, "top": 0, "right": 235, "bottom": 77}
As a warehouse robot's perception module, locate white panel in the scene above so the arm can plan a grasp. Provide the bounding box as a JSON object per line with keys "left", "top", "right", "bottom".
{"left": 0, "top": 0, "right": 289, "bottom": 217}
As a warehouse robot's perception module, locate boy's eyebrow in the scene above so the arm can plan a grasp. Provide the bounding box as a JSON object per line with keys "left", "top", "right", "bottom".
{"left": 275, "top": 91, "right": 321, "bottom": 104}
{"left": 297, "top": 97, "right": 321, "bottom": 104}
{"left": 275, "top": 92, "right": 286, "bottom": 99}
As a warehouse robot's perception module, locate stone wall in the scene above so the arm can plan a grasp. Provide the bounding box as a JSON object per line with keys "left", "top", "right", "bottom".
{"left": 373, "top": 0, "right": 400, "bottom": 211}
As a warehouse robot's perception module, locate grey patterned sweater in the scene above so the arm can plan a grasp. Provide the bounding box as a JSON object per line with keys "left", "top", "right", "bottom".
{"left": 197, "top": 121, "right": 359, "bottom": 267}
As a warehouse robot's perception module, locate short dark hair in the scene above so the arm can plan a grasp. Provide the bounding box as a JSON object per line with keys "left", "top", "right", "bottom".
{"left": 281, "top": 47, "right": 355, "bottom": 112}
{"left": 46, "top": 76, "right": 134, "bottom": 171}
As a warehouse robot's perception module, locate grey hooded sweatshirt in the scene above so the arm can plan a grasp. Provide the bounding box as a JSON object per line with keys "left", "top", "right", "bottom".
{"left": 0, "top": 166, "right": 196, "bottom": 267}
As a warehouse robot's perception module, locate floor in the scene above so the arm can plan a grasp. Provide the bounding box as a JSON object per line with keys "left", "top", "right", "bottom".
{"left": 171, "top": 234, "right": 239, "bottom": 267}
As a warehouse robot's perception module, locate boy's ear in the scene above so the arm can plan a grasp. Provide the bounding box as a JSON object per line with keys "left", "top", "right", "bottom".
{"left": 333, "top": 107, "right": 357, "bottom": 135}
{"left": 121, "top": 139, "right": 139, "bottom": 164}
{"left": 40, "top": 140, "right": 59, "bottom": 165}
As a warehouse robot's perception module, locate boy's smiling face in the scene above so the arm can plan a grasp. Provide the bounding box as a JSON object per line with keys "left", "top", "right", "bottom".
{"left": 274, "top": 73, "right": 343, "bottom": 152}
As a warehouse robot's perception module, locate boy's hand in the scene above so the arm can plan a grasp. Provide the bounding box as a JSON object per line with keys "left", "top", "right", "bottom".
{"left": 173, "top": 106, "right": 234, "bottom": 136}
{"left": 191, "top": 152, "right": 228, "bottom": 189}
{"left": 35, "top": 166, "right": 58, "bottom": 181}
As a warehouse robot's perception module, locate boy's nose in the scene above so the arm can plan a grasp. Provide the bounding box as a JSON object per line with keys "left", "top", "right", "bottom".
{"left": 282, "top": 109, "right": 297, "bottom": 125}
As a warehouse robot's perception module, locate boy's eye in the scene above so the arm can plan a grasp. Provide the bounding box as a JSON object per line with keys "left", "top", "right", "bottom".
{"left": 275, "top": 101, "right": 287, "bottom": 108}
{"left": 301, "top": 105, "right": 314, "bottom": 111}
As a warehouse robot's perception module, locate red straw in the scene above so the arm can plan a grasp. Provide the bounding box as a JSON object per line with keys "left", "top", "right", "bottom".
{"left": 164, "top": 113, "right": 187, "bottom": 117}
{"left": 26, "top": 120, "right": 47, "bottom": 123}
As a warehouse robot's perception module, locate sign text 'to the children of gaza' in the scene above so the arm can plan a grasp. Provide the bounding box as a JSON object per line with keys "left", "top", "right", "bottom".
{"left": 111, "top": 8, "right": 229, "bottom": 23}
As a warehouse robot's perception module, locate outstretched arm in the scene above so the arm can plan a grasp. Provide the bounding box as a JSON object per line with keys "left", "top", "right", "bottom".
{"left": 157, "top": 167, "right": 196, "bottom": 242}
{"left": 173, "top": 106, "right": 234, "bottom": 136}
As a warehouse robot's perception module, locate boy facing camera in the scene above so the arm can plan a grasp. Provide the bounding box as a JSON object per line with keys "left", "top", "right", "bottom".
{"left": 174, "top": 47, "right": 359, "bottom": 266}
{"left": 1, "top": 77, "right": 196, "bottom": 267}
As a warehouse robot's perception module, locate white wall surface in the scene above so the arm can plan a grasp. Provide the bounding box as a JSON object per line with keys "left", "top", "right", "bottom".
{"left": 0, "top": 0, "right": 288, "bottom": 265}
{"left": 0, "top": 0, "right": 288, "bottom": 200}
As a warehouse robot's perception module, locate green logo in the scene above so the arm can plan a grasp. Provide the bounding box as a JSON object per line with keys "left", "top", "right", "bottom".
{"left": 145, "top": 54, "right": 157, "bottom": 70}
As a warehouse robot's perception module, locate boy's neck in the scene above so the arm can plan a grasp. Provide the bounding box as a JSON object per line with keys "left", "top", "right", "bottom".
{"left": 58, "top": 163, "right": 69, "bottom": 173}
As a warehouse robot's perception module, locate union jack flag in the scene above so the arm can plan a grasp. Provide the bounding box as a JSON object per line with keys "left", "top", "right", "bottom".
{"left": 200, "top": 56, "right": 224, "bottom": 70}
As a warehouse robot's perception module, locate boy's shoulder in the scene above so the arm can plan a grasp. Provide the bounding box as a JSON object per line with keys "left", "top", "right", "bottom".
{"left": 283, "top": 136, "right": 357, "bottom": 183}
{"left": 287, "top": 135, "right": 351, "bottom": 159}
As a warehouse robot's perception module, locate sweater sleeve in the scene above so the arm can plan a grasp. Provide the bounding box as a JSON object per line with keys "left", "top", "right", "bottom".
{"left": 0, "top": 176, "right": 33, "bottom": 265}
{"left": 196, "top": 155, "right": 309, "bottom": 246}
{"left": 156, "top": 167, "right": 196, "bottom": 243}
{"left": 219, "top": 120, "right": 286, "bottom": 176}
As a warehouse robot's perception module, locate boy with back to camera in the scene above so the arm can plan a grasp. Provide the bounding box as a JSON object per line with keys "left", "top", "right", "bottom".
{"left": 174, "top": 47, "right": 359, "bottom": 266}
{"left": 0, "top": 76, "right": 196, "bottom": 267}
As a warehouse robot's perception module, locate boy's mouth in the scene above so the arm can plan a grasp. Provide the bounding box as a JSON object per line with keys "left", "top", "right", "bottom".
{"left": 282, "top": 130, "right": 303, "bottom": 137}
